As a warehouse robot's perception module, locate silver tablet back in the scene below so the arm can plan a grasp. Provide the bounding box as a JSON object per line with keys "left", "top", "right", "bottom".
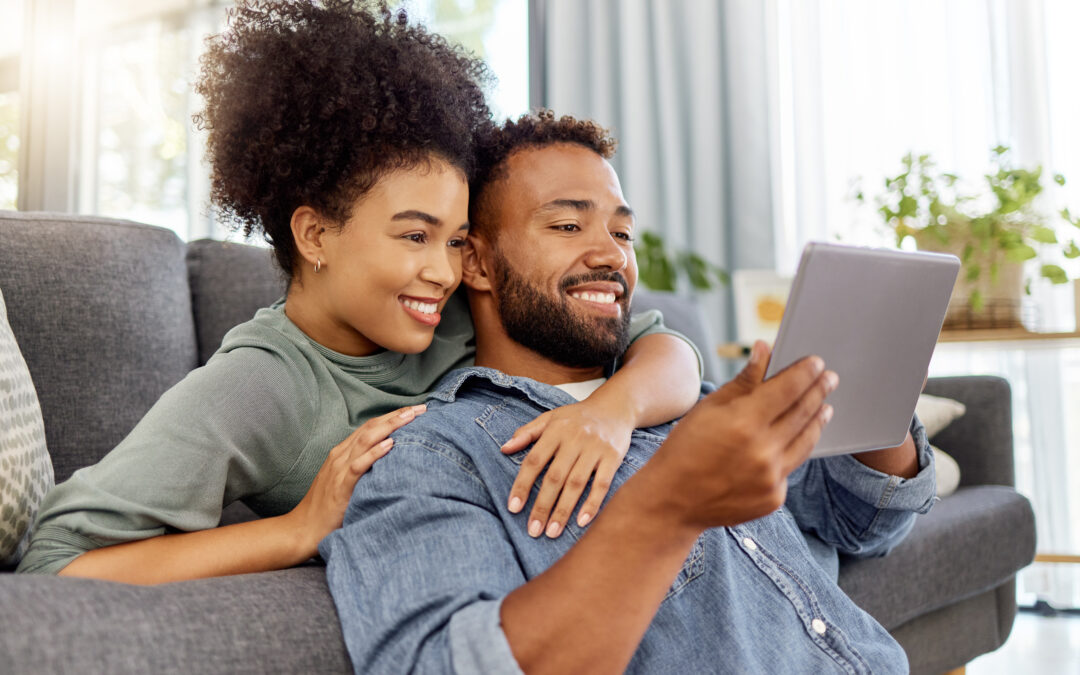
{"left": 764, "top": 242, "right": 960, "bottom": 457}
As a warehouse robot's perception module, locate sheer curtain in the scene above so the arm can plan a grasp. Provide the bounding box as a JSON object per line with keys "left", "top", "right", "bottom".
{"left": 771, "top": 0, "right": 1080, "bottom": 608}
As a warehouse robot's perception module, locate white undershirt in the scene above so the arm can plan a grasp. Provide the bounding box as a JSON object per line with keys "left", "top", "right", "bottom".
{"left": 553, "top": 377, "right": 608, "bottom": 401}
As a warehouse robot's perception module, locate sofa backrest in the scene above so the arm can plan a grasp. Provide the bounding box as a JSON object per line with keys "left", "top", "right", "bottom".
{"left": 0, "top": 212, "right": 199, "bottom": 482}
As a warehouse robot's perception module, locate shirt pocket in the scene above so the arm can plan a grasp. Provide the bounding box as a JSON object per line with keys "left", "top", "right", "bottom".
{"left": 666, "top": 534, "right": 707, "bottom": 601}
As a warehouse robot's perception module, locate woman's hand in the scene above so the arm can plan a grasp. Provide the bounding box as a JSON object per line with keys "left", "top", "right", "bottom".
{"left": 286, "top": 404, "right": 426, "bottom": 556}
{"left": 502, "top": 401, "right": 634, "bottom": 539}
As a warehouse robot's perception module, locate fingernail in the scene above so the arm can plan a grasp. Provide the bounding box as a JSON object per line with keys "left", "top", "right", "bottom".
{"left": 528, "top": 520, "right": 543, "bottom": 537}
{"left": 577, "top": 512, "right": 592, "bottom": 527}
{"left": 500, "top": 437, "right": 515, "bottom": 449}
{"left": 398, "top": 409, "right": 415, "bottom": 420}
{"left": 826, "top": 371, "right": 839, "bottom": 390}
{"left": 748, "top": 343, "right": 759, "bottom": 364}
{"left": 508, "top": 496, "right": 522, "bottom": 513}
{"left": 823, "top": 405, "right": 834, "bottom": 423}
{"left": 379, "top": 438, "right": 394, "bottom": 452}
{"left": 811, "top": 357, "right": 825, "bottom": 374}
{"left": 412, "top": 404, "right": 427, "bottom": 414}
{"left": 545, "top": 521, "right": 561, "bottom": 538}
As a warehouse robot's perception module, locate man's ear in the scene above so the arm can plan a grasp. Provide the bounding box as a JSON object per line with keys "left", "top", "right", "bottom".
{"left": 290, "top": 206, "right": 327, "bottom": 270}
{"left": 462, "top": 235, "right": 494, "bottom": 292}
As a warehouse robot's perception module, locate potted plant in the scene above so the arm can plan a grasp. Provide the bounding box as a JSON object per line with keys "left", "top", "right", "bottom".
{"left": 857, "top": 146, "right": 1080, "bottom": 329}
{"left": 634, "top": 231, "right": 729, "bottom": 292}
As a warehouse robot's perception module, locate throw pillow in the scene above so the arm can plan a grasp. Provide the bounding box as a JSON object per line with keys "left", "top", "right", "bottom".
{"left": 0, "top": 287, "right": 54, "bottom": 566}
{"left": 915, "top": 393, "right": 966, "bottom": 497}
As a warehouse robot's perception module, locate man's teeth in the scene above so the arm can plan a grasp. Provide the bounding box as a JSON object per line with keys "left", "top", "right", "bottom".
{"left": 570, "top": 291, "right": 617, "bottom": 305}
{"left": 402, "top": 299, "right": 437, "bottom": 314}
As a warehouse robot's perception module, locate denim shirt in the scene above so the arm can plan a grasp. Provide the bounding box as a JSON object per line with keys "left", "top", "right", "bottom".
{"left": 321, "top": 367, "right": 936, "bottom": 675}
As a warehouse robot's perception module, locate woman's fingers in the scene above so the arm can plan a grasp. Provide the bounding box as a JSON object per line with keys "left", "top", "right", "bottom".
{"left": 502, "top": 412, "right": 551, "bottom": 454}
{"left": 352, "top": 404, "right": 426, "bottom": 448}
{"left": 527, "top": 446, "right": 583, "bottom": 537}
{"left": 575, "top": 458, "right": 618, "bottom": 528}
{"left": 543, "top": 456, "right": 598, "bottom": 537}
{"left": 507, "top": 435, "right": 558, "bottom": 515}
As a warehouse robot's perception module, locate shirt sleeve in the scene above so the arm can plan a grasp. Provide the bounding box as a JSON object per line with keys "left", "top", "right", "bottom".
{"left": 784, "top": 413, "right": 937, "bottom": 558}
{"left": 320, "top": 439, "right": 525, "bottom": 675}
{"left": 16, "top": 347, "right": 316, "bottom": 575}
{"left": 627, "top": 308, "right": 705, "bottom": 380}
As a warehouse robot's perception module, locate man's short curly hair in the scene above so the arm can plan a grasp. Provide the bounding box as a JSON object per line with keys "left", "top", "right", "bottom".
{"left": 194, "top": 0, "right": 492, "bottom": 277}
{"left": 469, "top": 110, "right": 618, "bottom": 241}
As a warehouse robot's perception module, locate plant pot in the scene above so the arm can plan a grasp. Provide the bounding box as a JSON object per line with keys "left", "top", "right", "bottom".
{"left": 913, "top": 233, "right": 1024, "bottom": 330}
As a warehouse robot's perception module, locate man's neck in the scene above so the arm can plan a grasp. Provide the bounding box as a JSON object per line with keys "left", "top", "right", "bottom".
{"left": 473, "top": 329, "right": 607, "bottom": 386}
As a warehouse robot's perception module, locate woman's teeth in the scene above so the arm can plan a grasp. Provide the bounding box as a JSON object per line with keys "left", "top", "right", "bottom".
{"left": 402, "top": 299, "right": 437, "bottom": 314}
{"left": 570, "top": 291, "right": 617, "bottom": 305}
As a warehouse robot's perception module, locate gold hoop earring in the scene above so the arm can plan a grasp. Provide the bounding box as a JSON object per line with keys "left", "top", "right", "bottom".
{"left": 314, "top": 259, "right": 322, "bottom": 273}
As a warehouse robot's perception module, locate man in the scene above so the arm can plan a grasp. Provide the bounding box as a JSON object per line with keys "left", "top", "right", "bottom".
{"left": 320, "top": 112, "right": 936, "bottom": 674}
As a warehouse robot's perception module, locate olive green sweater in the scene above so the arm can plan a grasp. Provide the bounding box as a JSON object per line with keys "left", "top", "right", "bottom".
{"left": 18, "top": 295, "right": 686, "bottom": 574}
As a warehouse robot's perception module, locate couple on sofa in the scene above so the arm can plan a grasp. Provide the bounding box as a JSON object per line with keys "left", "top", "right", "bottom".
{"left": 19, "top": 1, "right": 936, "bottom": 672}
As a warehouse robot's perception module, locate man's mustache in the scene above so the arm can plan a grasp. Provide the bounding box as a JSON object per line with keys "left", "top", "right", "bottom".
{"left": 559, "top": 271, "right": 630, "bottom": 299}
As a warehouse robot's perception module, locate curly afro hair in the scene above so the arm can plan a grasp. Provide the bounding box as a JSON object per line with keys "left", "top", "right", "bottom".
{"left": 469, "top": 110, "right": 618, "bottom": 240}
{"left": 194, "top": 0, "right": 492, "bottom": 278}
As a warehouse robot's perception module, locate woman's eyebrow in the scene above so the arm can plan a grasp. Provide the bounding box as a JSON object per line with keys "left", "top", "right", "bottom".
{"left": 391, "top": 210, "right": 441, "bottom": 225}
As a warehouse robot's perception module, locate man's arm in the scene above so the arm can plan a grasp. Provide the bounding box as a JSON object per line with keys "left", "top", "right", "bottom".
{"left": 324, "top": 356, "right": 834, "bottom": 675}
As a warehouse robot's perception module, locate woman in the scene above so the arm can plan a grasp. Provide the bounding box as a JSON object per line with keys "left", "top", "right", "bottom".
{"left": 17, "top": 0, "right": 701, "bottom": 584}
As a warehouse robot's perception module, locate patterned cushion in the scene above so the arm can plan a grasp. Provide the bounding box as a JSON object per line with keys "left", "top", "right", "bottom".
{"left": 0, "top": 287, "right": 54, "bottom": 566}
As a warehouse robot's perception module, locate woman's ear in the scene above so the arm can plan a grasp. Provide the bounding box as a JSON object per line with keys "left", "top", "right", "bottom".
{"left": 290, "top": 206, "right": 327, "bottom": 271}
{"left": 462, "top": 235, "right": 493, "bottom": 292}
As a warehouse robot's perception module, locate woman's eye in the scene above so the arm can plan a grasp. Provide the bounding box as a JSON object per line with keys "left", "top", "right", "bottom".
{"left": 448, "top": 238, "right": 467, "bottom": 248}
{"left": 404, "top": 232, "right": 428, "bottom": 244}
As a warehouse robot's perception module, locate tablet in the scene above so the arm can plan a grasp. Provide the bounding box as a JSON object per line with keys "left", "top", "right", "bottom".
{"left": 763, "top": 242, "right": 960, "bottom": 457}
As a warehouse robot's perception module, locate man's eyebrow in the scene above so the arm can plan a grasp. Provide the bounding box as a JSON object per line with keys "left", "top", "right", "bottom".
{"left": 534, "top": 199, "right": 635, "bottom": 219}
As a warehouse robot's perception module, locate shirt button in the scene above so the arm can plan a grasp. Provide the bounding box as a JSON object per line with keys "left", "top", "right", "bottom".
{"left": 742, "top": 537, "right": 758, "bottom": 551}
{"left": 811, "top": 619, "right": 827, "bottom": 635}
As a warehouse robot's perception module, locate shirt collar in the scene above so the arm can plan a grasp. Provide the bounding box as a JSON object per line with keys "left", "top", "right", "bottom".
{"left": 427, "top": 366, "right": 583, "bottom": 411}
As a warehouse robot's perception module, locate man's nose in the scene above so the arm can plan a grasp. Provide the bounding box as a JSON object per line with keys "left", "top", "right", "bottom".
{"left": 420, "top": 247, "right": 458, "bottom": 288}
{"left": 584, "top": 230, "right": 628, "bottom": 271}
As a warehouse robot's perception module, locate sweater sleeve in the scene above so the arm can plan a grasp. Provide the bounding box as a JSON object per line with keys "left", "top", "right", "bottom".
{"left": 16, "top": 346, "right": 317, "bottom": 575}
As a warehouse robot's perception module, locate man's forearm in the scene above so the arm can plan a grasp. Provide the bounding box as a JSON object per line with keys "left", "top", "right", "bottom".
{"left": 852, "top": 431, "right": 919, "bottom": 478}
{"left": 594, "top": 333, "right": 701, "bottom": 428}
{"left": 500, "top": 466, "right": 699, "bottom": 675}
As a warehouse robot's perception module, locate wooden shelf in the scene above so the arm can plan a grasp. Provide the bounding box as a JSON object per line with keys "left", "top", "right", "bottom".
{"left": 937, "top": 328, "right": 1080, "bottom": 344}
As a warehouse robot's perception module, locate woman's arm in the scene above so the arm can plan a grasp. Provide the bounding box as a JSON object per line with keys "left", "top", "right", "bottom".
{"left": 502, "top": 332, "right": 701, "bottom": 538}
{"left": 57, "top": 405, "right": 422, "bottom": 585}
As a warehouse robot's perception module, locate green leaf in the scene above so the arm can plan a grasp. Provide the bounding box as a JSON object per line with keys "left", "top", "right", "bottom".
{"left": 962, "top": 243, "right": 974, "bottom": 263}
{"left": 992, "top": 145, "right": 1009, "bottom": 156}
{"left": 1055, "top": 173, "right": 1067, "bottom": 186}
{"left": 969, "top": 290, "right": 984, "bottom": 312}
{"left": 1005, "top": 244, "right": 1037, "bottom": 262}
{"left": 679, "top": 253, "right": 713, "bottom": 291}
{"left": 1025, "top": 279, "right": 1032, "bottom": 295}
{"left": 1065, "top": 241, "right": 1080, "bottom": 259}
{"left": 1032, "top": 226, "right": 1059, "bottom": 244}
{"left": 1041, "top": 264, "right": 1069, "bottom": 284}
{"left": 965, "top": 265, "right": 980, "bottom": 282}
{"left": 990, "top": 261, "right": 999, "bottom": 283}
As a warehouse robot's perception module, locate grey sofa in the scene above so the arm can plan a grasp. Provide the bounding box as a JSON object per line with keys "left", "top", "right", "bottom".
{"left": 0, "top": 211, "right": 1035, "bottom": 674}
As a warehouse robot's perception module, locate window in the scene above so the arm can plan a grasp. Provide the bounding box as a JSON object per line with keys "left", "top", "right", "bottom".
{"left": 0, "top": 0, "right": 23, "bottom": 210}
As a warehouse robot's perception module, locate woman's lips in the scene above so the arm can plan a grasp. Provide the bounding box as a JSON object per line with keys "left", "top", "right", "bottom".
{"left": 399, "top": 296, "right": 442, "bottom": 326}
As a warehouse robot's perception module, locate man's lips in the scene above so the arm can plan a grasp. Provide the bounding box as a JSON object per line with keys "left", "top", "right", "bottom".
{"left": 565, "top": 282, "right": 625, "bottom": 313}
{"left": 399, "top": 295, "right": 442, "bottom": 326}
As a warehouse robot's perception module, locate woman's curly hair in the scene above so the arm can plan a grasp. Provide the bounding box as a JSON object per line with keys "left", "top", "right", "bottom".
{"left": 194, "top": 0, "right": 492, "bottom": 277}
{"left": 470, "top": 110, "right": 618, "bottom": 239}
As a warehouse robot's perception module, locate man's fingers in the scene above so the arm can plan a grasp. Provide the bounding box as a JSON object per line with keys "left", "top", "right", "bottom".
{"left": 770, "top": 370, "right": 837, "bottom": 440}
{"left": 709, "top": 340, "right": 772, "bottom": 406}
{"left": 754, "top": 355, "right": 826, "bottom": 424}
{"left": 527, "top": 449, "right": 581, "bottom": 538}
{"left": 780, "top": 404, "right": 832, "bottom": 473}
{"left": 502, "top": 413, "right": 550, "bottom": 454}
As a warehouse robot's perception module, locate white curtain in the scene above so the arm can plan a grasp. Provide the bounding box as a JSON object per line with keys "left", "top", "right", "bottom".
{"left": 540, "top": 0, "right": 778, "bottom": 345}
{"left": 775, "top": 0, "right": 1080, "bottom": 608}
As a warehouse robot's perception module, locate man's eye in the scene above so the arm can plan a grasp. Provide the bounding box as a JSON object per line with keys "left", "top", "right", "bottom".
{"left": 552, "top": 223, "right": 580, "bottom": 232}
{"left": 404, "top": 233, "right": 428, "bottom": 244}
{"left": 613, "top": 232, "right": 635, "bottom": 242}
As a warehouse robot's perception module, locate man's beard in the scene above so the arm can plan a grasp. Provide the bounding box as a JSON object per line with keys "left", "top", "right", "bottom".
{"left": 492, "top": 251, "right": 632, "bottom": 369}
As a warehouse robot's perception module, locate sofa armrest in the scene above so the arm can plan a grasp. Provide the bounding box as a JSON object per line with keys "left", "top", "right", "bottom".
{"left": 922, "top": 375, "right": 1014, "bottom": 488}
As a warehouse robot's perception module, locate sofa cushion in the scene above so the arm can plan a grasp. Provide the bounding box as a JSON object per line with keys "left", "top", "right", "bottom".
{"left": 630, "top": 288, "right": 719, "bottom": 383}
{"left": 186, "top": 239, "right": 287, "bottom": 366}
{"left": 0, "top": 212, "right": 199, "bottom": 482}
{"left": 0, "top": 565, "right": 349, "bottom": 674}
{"left": 838, "top": 485, "right": 1035, "bottom": 631}
{"left": 0, "top": 287, "right": 54, "bottom": 566}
